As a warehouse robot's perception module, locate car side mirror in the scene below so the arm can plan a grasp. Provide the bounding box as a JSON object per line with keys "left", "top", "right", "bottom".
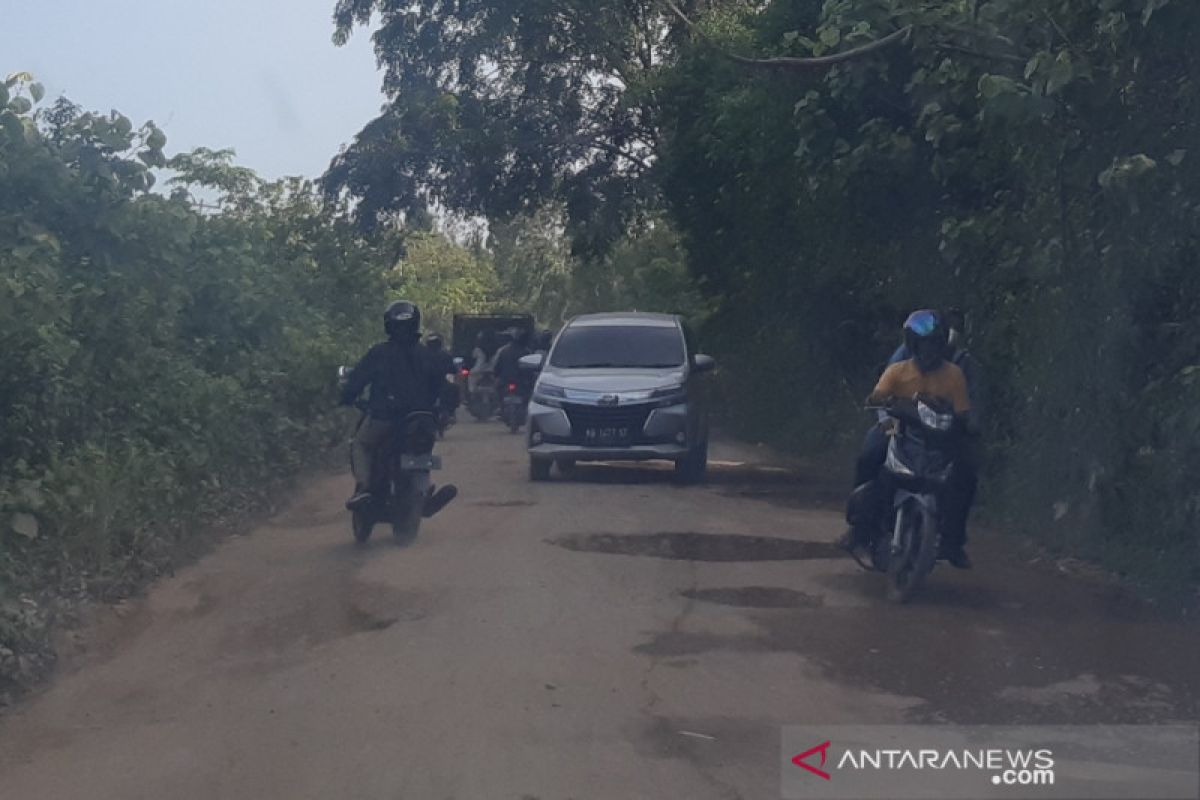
{"left": 518, "top": 353, "right": 545, "bottom": 372}
{"left": 692, "top": 354, "right": 716, "bottom": 374}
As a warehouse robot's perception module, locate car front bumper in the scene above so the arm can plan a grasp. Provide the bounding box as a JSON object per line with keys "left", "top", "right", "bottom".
{"left": 527, "top": 442, "right": 690, "bottom": 461}
{"left": 526, "top": 399, "right": 691, "bottom": 461}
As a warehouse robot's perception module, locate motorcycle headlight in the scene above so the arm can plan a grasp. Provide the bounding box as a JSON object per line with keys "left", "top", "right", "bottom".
{"left": 917, "top": 401, "right": 955, "bottom": 432}
{"left": 532, "top": 382, "right": 566, "bottom": 408}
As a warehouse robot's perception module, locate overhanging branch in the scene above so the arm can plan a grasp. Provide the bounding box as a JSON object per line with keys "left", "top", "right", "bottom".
{"left": 664, "top": 0, "right": 911, "bottom": 71}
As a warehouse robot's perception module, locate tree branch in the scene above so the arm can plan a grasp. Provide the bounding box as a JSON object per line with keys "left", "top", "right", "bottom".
{"left": 570, "top": 137, "right": 653, "bottom": 171}
{"left": 663, "top": 0, "right": 911, "bottom": 71}
{"left": 935, "top": 42, "right": 1027, "bottom": 65}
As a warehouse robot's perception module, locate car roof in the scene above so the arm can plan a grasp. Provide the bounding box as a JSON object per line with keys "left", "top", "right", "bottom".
{"left": 567, "top": 312, "right": 680, "bottom": 328}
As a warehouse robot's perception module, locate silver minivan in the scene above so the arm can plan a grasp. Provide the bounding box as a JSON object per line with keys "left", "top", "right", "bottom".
{"left": 519, "top": 312, "right": 715, "bottom": 483}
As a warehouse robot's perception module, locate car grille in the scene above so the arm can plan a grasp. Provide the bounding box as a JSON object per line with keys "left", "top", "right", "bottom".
{"left": 562, "top": 402, "right": 654, "bottom": 444}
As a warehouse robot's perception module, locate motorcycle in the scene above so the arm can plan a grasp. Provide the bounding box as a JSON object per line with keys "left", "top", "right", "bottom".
{"left": 467, "top": 370, "right": 500, "bottom": 422}
{"left": 339, "top": 367, "right": 448, "bottom": 545}
{"left": 500, "top": 380, "right": 527, "bottom": 434}
{"left": 847, "top": 394, "right": 959, "bottom": 603}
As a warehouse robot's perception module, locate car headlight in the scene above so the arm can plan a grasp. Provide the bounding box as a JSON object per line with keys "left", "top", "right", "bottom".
{"left": 650, "top": 384, "right": 687, "bottom": 407}
{"left": 532, "top": 382, "right": 566, "bottom": 408}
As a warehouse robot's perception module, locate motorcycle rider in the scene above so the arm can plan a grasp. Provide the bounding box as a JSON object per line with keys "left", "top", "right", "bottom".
{"left": 841, "top": 309, "right": 973, "bottom": 568}
{"left": 341, "top": 301, "right": 457, "bottom": 514}
{"left": 424, "top": 333, "right": 460, "bottom": 421}
{"left": 493, "top": 326, "right": 533, "bottom": 397}
{"left": 884, "top": 307, "right": 981, "bottom": 564}
{"left": 468, "top": 331, "right": 496, "bottom": 395}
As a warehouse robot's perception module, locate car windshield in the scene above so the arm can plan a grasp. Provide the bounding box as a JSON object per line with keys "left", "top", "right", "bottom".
{"left": 549, "top": 325, "right": 686, "bottom": 369}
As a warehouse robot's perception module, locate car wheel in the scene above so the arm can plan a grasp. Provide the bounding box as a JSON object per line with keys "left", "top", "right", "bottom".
{"left": 530, "top": 457, "right": 552, "bottom": 482}
{"left": 556, "top": 458, "right": 577, "bottom": 478}
{"left": 674, "top": 437, "right": 708, "bottom": 485}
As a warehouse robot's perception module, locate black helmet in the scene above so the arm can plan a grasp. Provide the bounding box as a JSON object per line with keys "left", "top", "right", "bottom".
{"left": 384, "top": 300, "right": 421, "bottom": 341}
{"left": 902, "top": 309, "right": 949, "bottom": 373}
{"left": 512, "top": 327, "right": 531, "bottom": 347}
{"left": 425, "top": 333, "right": 444, "bottom": 350}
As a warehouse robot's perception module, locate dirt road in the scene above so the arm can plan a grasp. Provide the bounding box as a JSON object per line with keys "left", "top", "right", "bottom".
{"left": 1, "top": 423, "right": 1196, "bottom": 799}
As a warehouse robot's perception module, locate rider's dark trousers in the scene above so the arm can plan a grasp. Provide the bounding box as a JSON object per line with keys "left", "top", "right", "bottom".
{"left": 855, "top": 424, "right": 889, "bottom": 487}
{"left": 351, "top": 417, "right": 396, "bottom": 492}
{"left": 941, "top": 445, "right": 978, "bottom": 549}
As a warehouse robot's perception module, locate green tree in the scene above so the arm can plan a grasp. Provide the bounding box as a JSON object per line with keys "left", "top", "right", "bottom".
{"left": 389, "top": 231, "right": 501, "bottom": 335}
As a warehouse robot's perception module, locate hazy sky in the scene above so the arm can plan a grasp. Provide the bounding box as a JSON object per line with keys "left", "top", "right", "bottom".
{"left": 5, "top": 0, "right": 385, "bottom": 180}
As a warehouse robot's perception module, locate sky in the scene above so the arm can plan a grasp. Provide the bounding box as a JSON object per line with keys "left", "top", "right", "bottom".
{"left": 4, "top": 0, "right": 386, "bottom": 180}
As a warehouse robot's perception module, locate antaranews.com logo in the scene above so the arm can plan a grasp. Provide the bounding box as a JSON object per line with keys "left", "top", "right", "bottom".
{"left": 792, "top": 739, "right": 1056, "bottom": 786}
{"left": 780, "top": 725, "right": 1199, "bottom": 800}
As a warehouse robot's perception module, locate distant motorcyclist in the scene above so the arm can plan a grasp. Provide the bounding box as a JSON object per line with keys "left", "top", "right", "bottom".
{"left": 340, "top": 301, "right": 455, "bottom": 514}
{"left": 493, "top": 326, "right": 533, "bottom": 395}
{"left": 468, "top": 331, "right": 496, "bottom": 394}
{"left": 425, "top": 333, "right": 460, "bottom": 421}
{"left": 885, "top": 307, "right": 982, "bottom": 563}
{"left": 841, "top": 309, "right": 973, "bottom": 568}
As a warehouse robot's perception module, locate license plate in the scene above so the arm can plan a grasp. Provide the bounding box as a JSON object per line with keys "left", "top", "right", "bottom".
{"left": 503, "top": 396, "right": 522, "bottom": 405}
{"left": 400, "top": 454, "right": 441, "bottom": 471}
{"left": 585, "top": 426, "right": 630, "bottom": 444}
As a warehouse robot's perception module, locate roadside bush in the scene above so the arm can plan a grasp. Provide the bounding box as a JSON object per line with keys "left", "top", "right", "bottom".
{"left": 0, "top": 79, "right": 389, "bottom": 698}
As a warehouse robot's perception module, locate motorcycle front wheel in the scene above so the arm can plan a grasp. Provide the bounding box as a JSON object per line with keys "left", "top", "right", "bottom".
{"left": 887, "top": 500, "right": 937, "bottom": 603}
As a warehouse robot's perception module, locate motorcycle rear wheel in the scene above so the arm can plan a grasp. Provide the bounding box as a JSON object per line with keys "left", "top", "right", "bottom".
{"left": 391, "top": 480, "right": 424, "bottom": 545}
{"left": 352, "top": 507, "right": 374, "bottom": 544}
{"left": 468, "top": 392, "right": 497, "bottom": 421}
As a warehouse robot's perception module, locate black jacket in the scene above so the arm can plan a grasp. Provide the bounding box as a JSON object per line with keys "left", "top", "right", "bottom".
{"left": 428, "top": 348, "right": 455, "bottom": 379}
{"left": 340, "top": 339, "right": 444, "bottom": 418}
{"left": 493, "top": 342, "right": 532, "bottom": 386}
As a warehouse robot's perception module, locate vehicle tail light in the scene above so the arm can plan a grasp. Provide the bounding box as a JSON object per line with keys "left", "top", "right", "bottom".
{"left": 508, "top": 383, "right": 518, "bottom": 392}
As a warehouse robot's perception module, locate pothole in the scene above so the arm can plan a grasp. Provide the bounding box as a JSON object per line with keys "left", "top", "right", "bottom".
{"left": 548, "top": 532, "right": 841, "bottom": 562}
{"left": 680, "top": 586, "right": 824, "bottom": 609}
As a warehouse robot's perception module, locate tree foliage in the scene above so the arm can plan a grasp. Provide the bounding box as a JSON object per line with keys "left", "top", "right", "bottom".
{"left": 324, "top": 0, "right": 700, "bottom": 249}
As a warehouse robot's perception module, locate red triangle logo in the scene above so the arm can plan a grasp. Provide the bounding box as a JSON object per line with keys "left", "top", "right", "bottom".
{"left": 792, "top": 740, "right": 832, "bottom": 780}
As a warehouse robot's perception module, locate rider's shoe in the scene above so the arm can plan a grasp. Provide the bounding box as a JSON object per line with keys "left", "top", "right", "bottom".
{"left": 345, "top": 491, "right": 372, "bottom": 511}
{"left": 940, "top": 546, "right": 973, "bottom": 570}
{"left": 422, "top": 484, "right": 458, "bottom": 518}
